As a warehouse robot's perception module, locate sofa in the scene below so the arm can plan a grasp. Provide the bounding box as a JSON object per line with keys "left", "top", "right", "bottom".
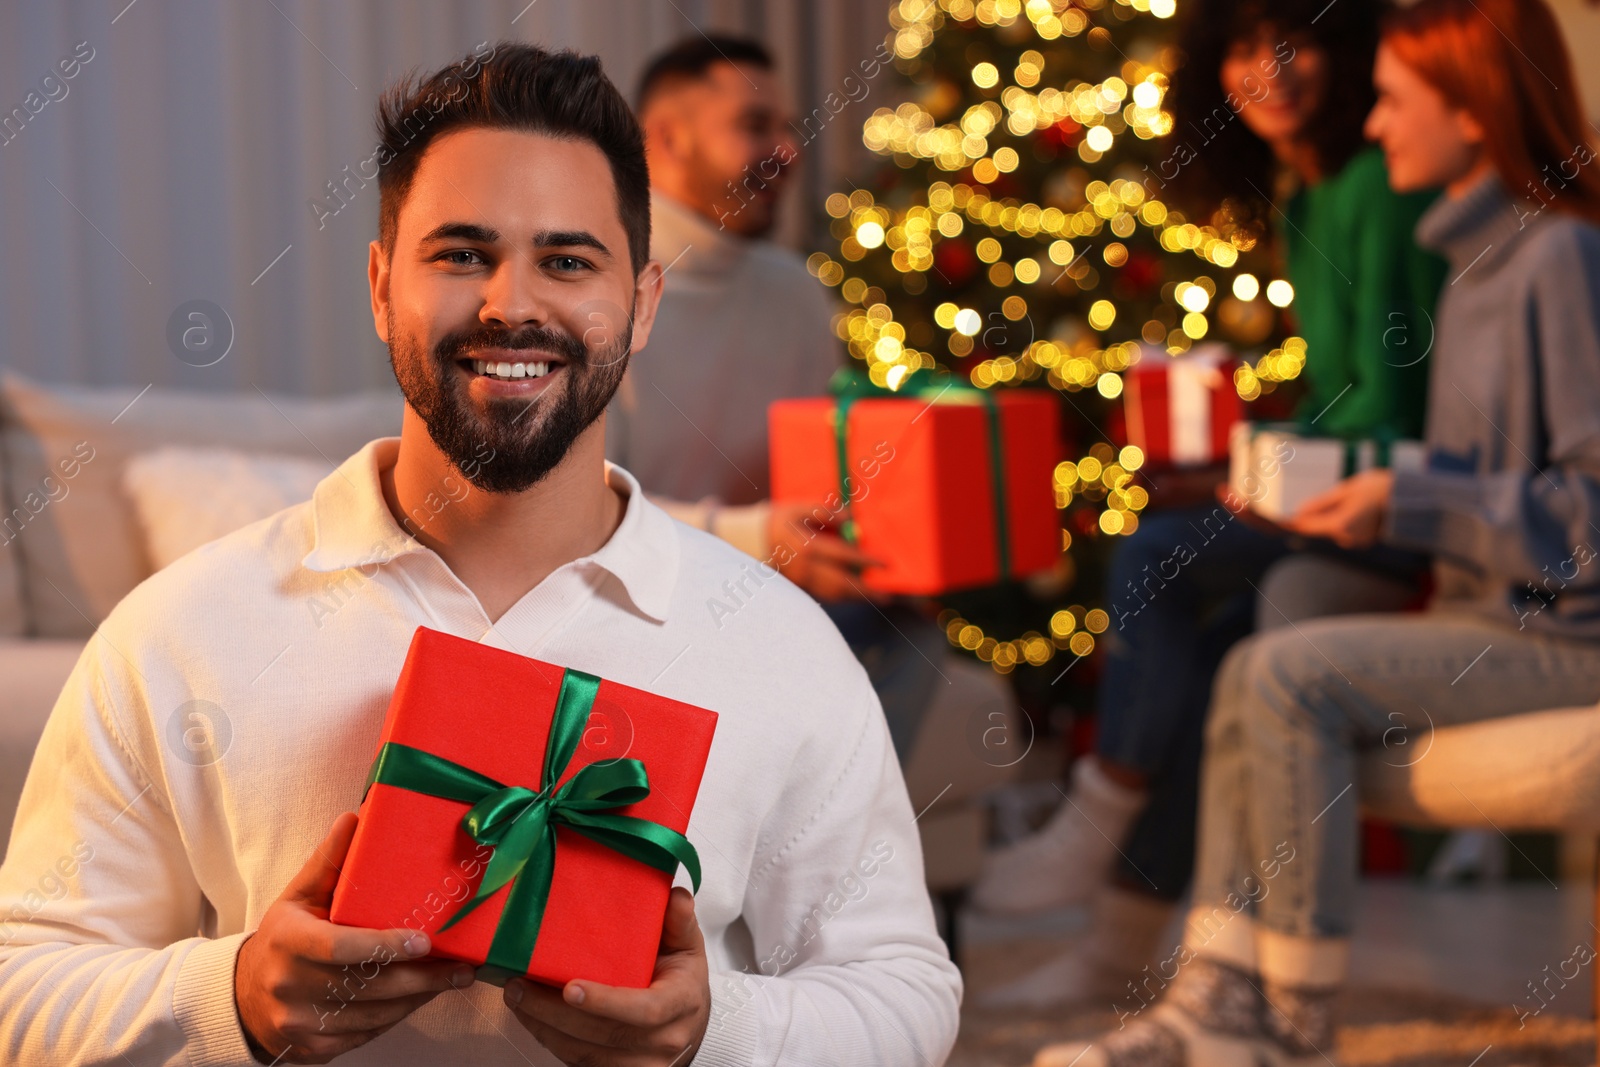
{"left": 0, "top": 372, "right": 407, "bottom": 839}
{"left": 0, "top": 373, "right": 1018, "bottom": 947}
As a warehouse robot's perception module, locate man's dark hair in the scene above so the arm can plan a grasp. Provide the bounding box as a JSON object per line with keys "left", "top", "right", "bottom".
{"left": 375, "top": 41, "right": 650, "bottom": 275}
{"left": 1168, "top": 0, "right": 1382, "bottom": 233}
{"left": 635, "top": 36, "right": 773, "bottom": 113}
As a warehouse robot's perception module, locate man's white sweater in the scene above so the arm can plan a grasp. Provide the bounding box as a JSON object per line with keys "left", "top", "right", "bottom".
{"left": 0, "top": 439, "right": 961, "bottom": 1065}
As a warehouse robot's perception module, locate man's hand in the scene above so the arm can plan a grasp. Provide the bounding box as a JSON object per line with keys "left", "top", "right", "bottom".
{"left": 1287, "top": 468, "right": 1395, "bottom": 549}
{"left": 768, "top": 500, "right": 882, "bottom": 602}
{"left": 503, "top": 886, "right": 711, "bottom": 1066}
{"left": 234, "top": 813, "right": 475, "bottom": 1064}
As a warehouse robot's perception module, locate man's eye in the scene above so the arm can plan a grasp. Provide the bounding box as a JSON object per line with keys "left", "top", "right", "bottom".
{"left": 439, "top": 250, "right": 485, "bottom": 267}
{"left": 548, "top": 255, "right": 590, "bottom": 272}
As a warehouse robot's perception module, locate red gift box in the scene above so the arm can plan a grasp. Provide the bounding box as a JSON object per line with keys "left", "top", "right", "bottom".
{"left": 329, "top": 627, "right": 717, "bottom": 989}
{"left": 1123, "top": 344, "right": 1242, "bottom": 468}
{"left": 769, "top": 384, "right": 1061, "bottom": 595}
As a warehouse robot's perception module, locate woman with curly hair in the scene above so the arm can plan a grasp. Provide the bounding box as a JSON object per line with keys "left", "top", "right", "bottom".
{"left": 975, "top": 0, "right": 1446, "bottom": 1011}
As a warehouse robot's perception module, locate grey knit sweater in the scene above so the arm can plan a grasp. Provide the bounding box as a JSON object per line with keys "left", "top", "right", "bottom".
{"left": 1385, "top": 174, "right": 1600, "bottom": 637}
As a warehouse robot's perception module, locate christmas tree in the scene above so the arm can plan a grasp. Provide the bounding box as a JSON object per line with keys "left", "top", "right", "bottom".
{"left": 806, "top": 0, "right": 1304, "bottom": 701}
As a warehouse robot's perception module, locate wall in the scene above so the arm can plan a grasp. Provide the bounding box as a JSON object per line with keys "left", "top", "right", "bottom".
{"left": 0, "top": 0, "right": 893, "bottom": 395}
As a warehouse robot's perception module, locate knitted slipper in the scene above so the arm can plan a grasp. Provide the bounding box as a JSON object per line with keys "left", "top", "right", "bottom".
{"left": 1032, "top": 957, "right": 1341, "bottom": 1067}
{"left": 1031, "top": 1002, "right": 1264, "bottom": 1067}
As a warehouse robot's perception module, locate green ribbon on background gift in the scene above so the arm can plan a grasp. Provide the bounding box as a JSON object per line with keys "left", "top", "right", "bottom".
{"left": 360, "top": 668, "right": 702, "bottom": 978}
{"left": 826, "top": 365, "right": 1013, "bottom": 579}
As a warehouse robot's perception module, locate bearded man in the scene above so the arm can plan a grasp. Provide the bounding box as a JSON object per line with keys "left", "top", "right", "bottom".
{"left": 0, "top": 43, "right": 959, "bottom": 1067}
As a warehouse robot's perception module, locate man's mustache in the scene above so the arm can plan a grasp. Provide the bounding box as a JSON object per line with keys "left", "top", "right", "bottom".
{"left": 434, "top": 325, "right": 588, "bottom": 367}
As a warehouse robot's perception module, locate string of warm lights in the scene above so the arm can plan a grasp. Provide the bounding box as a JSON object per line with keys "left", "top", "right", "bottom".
{"left": 805, "top": 176, "right": 1295, "bottom": 402}
{"left": 824, "top": 0, "right": 1303, "bottom": 672}
{"left": 939, "top": 602, "right": 1111, "bottom": 674}
{"left": 932, "top": 438, "right": 1149, "bottom": 672}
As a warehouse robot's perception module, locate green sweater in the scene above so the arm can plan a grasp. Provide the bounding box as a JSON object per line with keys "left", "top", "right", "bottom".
{"left": 1281, "top": 146, "right": 1446, "bottom": 440}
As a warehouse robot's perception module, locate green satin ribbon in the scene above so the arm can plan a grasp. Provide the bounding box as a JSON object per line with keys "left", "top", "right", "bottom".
{"left": 361, "top": 668, "right": 702, "bottom": 976}
{"left": 828, "top": 366, "right": 1012, "bottom": 580}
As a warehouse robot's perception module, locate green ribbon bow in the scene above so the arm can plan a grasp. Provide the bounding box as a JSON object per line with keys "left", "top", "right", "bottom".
{"left": 361, "top": 668, "right": 701, "bottom": 977}
{"left": 827, "top": 365, "right": 1013, "bottom": 579}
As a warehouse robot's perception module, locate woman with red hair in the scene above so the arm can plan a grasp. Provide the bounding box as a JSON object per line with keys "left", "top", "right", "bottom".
{"left": 1033, "top": 1, "right": 1600, "bottom": 1064}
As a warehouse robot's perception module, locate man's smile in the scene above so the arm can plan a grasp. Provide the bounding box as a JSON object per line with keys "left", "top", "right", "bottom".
{"left": 456, "top": 351, "right": 569, "bottom": 396}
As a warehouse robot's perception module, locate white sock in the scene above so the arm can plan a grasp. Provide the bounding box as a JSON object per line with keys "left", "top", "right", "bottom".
{"left": 972, "top": 757, "right": 1147, "bottom": 916}
{"left": 980, "top": 886, "right": 1175, "bottom": 1010}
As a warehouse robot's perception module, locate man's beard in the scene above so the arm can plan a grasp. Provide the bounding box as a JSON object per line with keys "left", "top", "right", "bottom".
{"left": 387, "top": 309, "right": 632, "bottom": 494}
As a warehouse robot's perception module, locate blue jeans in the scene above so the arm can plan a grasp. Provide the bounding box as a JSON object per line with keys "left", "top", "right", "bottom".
{"left": 1097, "top": 506, "right": 1421, "bottom": 899}
{"left": 1196, "top": 610, "right": 1600, "bottom": 938}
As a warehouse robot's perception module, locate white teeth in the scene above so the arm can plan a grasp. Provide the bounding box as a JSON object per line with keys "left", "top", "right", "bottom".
{"left": 473, "top": 359, "right": 556, "bottom": 380}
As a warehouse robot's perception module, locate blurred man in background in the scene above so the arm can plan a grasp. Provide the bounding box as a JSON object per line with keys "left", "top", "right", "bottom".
{"left": 610, "top": 36, "right": 950, "bottom": 760}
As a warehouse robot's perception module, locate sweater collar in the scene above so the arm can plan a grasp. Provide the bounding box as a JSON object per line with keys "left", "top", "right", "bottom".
{"left": 650, "top": 191, "right": 749, "bottom": 277}
{"left": 302, "top": 437, "right": 679, "bottom": 623}
{"left": 1414, "top": 172, "right": 1529, "bottom": 274}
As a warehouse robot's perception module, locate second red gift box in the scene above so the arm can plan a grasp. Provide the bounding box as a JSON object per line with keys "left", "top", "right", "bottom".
{"left": 769, "top": 371, "right": 1062, "bottom": 595}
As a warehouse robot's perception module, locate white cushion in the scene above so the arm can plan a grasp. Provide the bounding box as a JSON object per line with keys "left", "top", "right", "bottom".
{"left": 1360, "top": 704, "right": 1600, "bottom": 833}
{"left": 0, "top": 373, "right": 400, "bottom": 637}
{"left": 123, "top": 447, "right": 329, "bottom": 571}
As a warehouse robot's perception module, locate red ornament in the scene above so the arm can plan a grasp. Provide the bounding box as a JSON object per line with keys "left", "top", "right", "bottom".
{"left": 934, "top": 239, "right": 979, "bottom": 286}
{"left": 1119, "top": 250, "right": 1163, "bottom": 294}
{"left": 988, "top": 173, "right": 1021, "bottom": 199}
{"left": 1040, "top": 117, "right": 1082, "bottom": 150}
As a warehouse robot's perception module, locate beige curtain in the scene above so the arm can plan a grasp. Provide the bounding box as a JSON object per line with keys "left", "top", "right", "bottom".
{"left": 0, "top": 0, "right": 889, "bottom": 395}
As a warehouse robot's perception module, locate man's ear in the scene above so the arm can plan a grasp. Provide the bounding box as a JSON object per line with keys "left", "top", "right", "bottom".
{"left": 644, "top": 98, "right": 695, "bottom": 164}
{"left": 627, "top": 260, "right": 666, "bottom": 355}
{"left": 368, "top": 239, "right": 391, "bottom": 343}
